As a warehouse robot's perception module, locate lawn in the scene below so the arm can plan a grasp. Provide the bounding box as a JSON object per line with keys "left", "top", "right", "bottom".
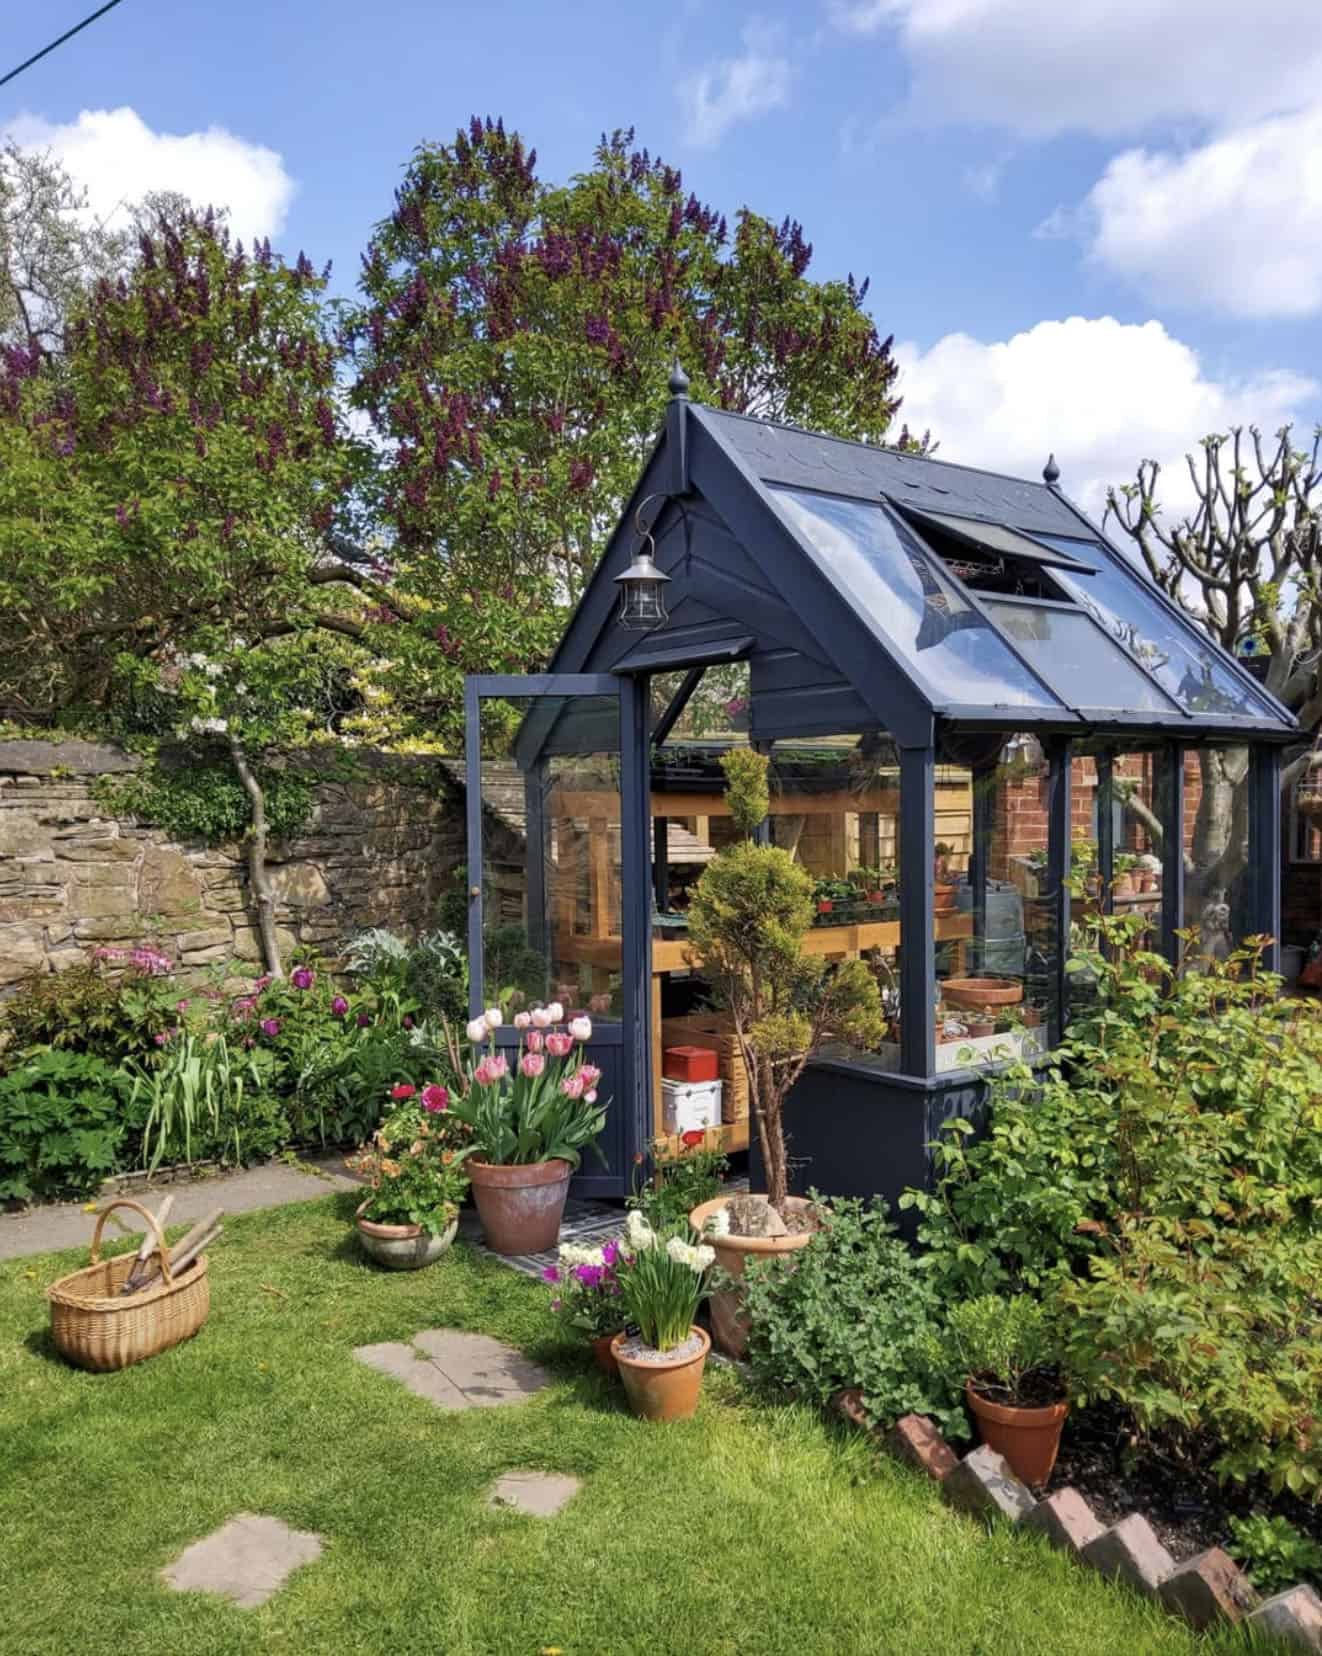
{"left": 0, "top": 1194, "right": 1246, "bottom": 1656}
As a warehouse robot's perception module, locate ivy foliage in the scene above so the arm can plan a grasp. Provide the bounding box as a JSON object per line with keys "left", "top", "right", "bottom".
{"left": 94, "top": 757, "right": 313, "bottom": 846}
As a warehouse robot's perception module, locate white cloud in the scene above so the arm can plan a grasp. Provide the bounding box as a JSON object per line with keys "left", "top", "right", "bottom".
{"left": 5, "top": 107, "right": 294, "bottom": 246}
{"left": 826, "top": 0, "right": 1322, "bottom": 139}
{"left": 679, "top": 24, "right": 791, "bottom": 147}
{"left": 895, "top": 316, "right": 1317, "bottom": 519}
{"left": 1067, "top": 105, "right": 1322, "bottom": 319}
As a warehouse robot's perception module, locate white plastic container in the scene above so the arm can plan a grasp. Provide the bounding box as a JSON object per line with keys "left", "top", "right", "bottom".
{"left": 661, "top": 1078, "right": 723, "bottom": 1134}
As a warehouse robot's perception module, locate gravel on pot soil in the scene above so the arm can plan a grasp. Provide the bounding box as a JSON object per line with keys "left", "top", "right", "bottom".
{"left": 616, "top": 1331, "right": 705, "bottom": 1366}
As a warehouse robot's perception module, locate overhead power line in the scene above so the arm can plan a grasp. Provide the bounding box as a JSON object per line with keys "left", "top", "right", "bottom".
{"left": 0, "top": 0, "right": 125, "bottom": 92}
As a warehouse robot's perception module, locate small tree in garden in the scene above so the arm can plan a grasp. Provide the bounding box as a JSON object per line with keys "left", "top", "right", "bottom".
{"left": 686, "top": 749, "right": 884, "bottom": 1210}
{"left": 347, "top": 120, "right": 909, "bottom": 612}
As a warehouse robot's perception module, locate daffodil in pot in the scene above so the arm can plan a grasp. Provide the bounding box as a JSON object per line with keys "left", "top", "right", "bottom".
{"left": 685, "top": 749, "right": 885, "bottom": 1356}
{"left": 611, "top": 1210, "right": 714, "bottom": 1422}
{"left": 346, "top": 1087, "right": 471, "bottom": 1269}
{"left": 449, "top": 1004, "right": 607, "bottom": 1255}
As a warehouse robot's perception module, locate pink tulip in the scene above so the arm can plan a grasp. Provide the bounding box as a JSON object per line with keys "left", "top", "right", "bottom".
{"left": 585, "top": 1089, "right": 598, "bottom": 1104}
{"left": 561, "top": 1073, "right": 586, "bottom": 1099}
{"left": 513, "top": 1010, "right": 532, "bottom": 1030}
{"left": 578, "top": 1064, "right": 603, "bottom": 1090}
{"left": 520, "top": 1052, "right": 545, "bottom": 1078}
{"left": 546, "top": 1031, "right": 573, "bottom": 1059}
{"left": 474, "top": 1056, "right": 499, "bottom": 1086}
{"left": 526, "top": 1028, "right": 544, "bottom": 1053}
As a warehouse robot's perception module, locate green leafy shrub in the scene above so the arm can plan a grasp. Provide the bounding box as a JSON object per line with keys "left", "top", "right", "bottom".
{"left": 905, "top": 914, "right": 1322, "bottom": 1498}
{"left": 94, "top": 760, "right": 313, "bottom": 846}
{"left": 0, "top": 1050, "right": 133, "bottom": 1200}
{"left": 738, "top": 1195, "right": 967, "bottom": 1440}
{"left": 344, "top": 927, "right": 468, "bottom": 1023}
{"left": 938, "top": 1294, "right": 1065, "bottom": 1407}
{"left": 1227, "top": 1514, "right": 1322, "bottom": 1595}
{"left": 1, "top": 957, "right": 177, "bottom": 1064}
{"left": 631, "top": 1137, "right": 728, "bottom": 1230}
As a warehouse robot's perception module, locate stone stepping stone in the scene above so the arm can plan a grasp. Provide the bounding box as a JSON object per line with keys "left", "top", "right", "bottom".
{"left": 487, "top": 1470, "right": 581, "bottom": 1517}
{"left": 353, "top": 1329, "right": 549, "bottom": 1410}
{"left": 162, "top": 1513, "right": 323, "bottom": 1609}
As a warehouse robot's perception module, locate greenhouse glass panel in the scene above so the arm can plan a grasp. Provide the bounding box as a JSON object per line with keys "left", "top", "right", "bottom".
{"left": 982, "top": 600, "right": 1181, "bottom": 713}
{"left": 1031, "top": 535, "right": 1279, "bottom": 719}
{"left": 772, "top": 487, "right": 1062, "bottom": 710}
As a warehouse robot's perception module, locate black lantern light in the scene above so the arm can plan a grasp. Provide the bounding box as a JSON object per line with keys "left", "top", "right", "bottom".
{"left": 614, "top": 498, "right": 671, "bottom": 632}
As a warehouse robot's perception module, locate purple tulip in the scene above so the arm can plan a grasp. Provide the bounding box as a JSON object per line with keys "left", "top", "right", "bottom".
{"left": 291, "top": 966, "right": 314, "bottom": 990}
{"left": 331, "top": 995, "right": 349, "bottom": 1016}
{"left": 357, "top": 1012, "right": 371, "bottom": 1028}
{"left": 260, "top": 1017, "right": 281, "bottom": 1038}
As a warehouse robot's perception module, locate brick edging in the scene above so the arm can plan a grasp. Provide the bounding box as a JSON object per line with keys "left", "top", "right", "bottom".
{"left": 830, "top": 1390, "right": 1322, "bottom": 1648}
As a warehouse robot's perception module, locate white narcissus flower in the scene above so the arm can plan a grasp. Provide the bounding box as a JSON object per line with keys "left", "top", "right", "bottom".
{"left": 667, "top": 1236, "right": 716, "bottom": 1272}
{"left": 569, "top": 1016, "right": 592, "bottom": 1042}
{"left": 625, "top": 1210, "right": 655, "bottom": 1251}
{"left": 465, "top": 1016, "right": 489, "bottom": 1044}
{"left": 483, "top": 1007, "right": 503, "bottom": 1030}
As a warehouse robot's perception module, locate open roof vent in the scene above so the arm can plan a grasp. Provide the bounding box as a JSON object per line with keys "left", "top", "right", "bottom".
{"left": 892, "top": 504, "right": 1093, "bottom": 600}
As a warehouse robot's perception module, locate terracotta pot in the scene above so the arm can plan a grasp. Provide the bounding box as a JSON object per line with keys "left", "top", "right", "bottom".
{"left": 689, "top": 1194, "right": 817, "bottom": 1358}
{"left": 355, "top": 1203, "right": 457, "bottom": 1270}
{"left": 467, "top": 1158, "right": 572, "bottom": 1255}
{"left": 1113, "top": 874, "right": 1135, "bottom": 895}
{"left": 1138, "top": 872, "right": 1157, "bottom": 893}
{"left": 591, "top": 1331, "right": 622, "bottom": 1377}
{"left": 1021, "top": 1005, "right": 1043, "bottom": 1029}
{"left": 612, "top": 1325, "right": 710, "bottom": 1422}
{"left": 942, "top": 976, "right": 1024, "bottom": 1011}
{"left": 966, "top": 1380, "right": 1069, "bottom": 1487}
{"left": 967, "top": 1019, "right": 995, "bottom": 1038}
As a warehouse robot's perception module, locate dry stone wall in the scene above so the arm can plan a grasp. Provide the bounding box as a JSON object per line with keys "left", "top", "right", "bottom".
{"left": 0, "top": 741, "right": 467, "bottom": 987}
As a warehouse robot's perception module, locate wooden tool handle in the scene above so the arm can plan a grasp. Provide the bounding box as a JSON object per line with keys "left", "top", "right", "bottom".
{"left": 91, "top": 1198, "right": 172, "bottom": 1284}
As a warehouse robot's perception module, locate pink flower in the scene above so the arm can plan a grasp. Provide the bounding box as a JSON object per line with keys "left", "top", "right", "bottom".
{"left": 578, "top": 1064, "right": 603, "bottom": 1090}
{"left": 232, "top": 996, "right": 257, "bottom": 1019}
{"left": 585, "top": 1089, "right": 598, "bottom": 1104}
{"left": 421, "top": 1084, "right": 449, "bottom": 1113}
{"left": 176, "top": 998, "right": 191, "bottom": 1011}
{"left": 546, "top": 1031, "right": 573, "bottom": 1059}
{"left": 526, "top": 1029, "right": 544, "bottom": 1053}
{"left": 488, "top": 1053, "right": 508, "bottom": 1080}
{"left": 530, "top": 1007, "right": 552, "bottom": 1030}
{"left": 391, "top": 1084, "right": 416, "bottom": 1100}
{"left": 520, "top": 1052, "right": 545, "bottom": 1078}
{"left": 561, "top": 1073, "right": 586, "bottom": 1099}
{"left": 260, "top": 1017, "right": 280, "bottom": 1038}
{"left": 253, "top": 974, "right": 273, "bottom": 991}
{"left": 474, "top": 1054, "right": 508, "bottom": 1086}
{"left": 291, "top": 966, "right": 314, "bottom": 990}
{"left": 331, "top": 995, "right": 349, "bottom": 1016}
{"left": 541, "top": 1265, "right": 560, "bottom": 1284}
{"left": 513, "top": 1011, "right": 532, "bottom": 1030}
{"left": 153, "top": 1032, "right": 168, "bottom": 1046}
{"left": 403, "top": 1015, "right": 414, "bottom": 1029}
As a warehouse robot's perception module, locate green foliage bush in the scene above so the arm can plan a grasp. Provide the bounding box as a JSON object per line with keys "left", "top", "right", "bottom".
{"left": 905, "top": 915, "right": 1322, "bottom": 1498}
{"left": 630, "top": 1140, "right": 728, "bottom": 1231}
{"left": 1, "top": 959, "right": 177, "bottom": 1064}
{"left": 1227, "top": 1514, "right": 1322, "bottom": 1595}
{"left": 738, "top": 1195, "right": 967, "bottom": 1441}
{"left": 127, "top": 1032, "right": 287, "bottom": 1170}
{"left": 937, "top": 1293, "right": 1064, "bottom": 1407}
{"left": 343, "top": 927, "right": 468, "bottom": 1024}
{"left": 94, "top": 760, "right": 313, "bottom": 846}
{"left": 0, "top": 1050, "right": 134, "bottom": 1200}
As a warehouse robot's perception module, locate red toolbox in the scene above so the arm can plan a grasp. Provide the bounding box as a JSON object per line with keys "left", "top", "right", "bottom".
{"left": 662, "top": 1044, "right": 720, "bottom": 1084}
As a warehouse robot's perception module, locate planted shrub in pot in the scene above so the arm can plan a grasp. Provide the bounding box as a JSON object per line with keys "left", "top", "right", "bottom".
{"left": 937, "top": 1294, "right": 1069, "bottom": 1486}
{"left": 346, "top": 1088, "right": 471, "bottom": 1269}
{"left": 449, "top": 1006, "right": 606, "bottom": 1254}
{"left": 611, "top": 1210, "right": 714, "bottom": 1422}
{"left": 685, "top": 750, "right": 885, "bottom": 1356}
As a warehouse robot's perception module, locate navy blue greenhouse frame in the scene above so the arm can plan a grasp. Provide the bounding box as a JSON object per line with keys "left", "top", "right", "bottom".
{"left": 465, "top": 375, "right": 1296, "bottom": 1207}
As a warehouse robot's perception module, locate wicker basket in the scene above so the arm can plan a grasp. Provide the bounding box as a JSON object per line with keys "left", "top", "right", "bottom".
{"left": 46, "top": 1198, "right": 210, "bottom": 1372}
{"left": 662, "top": 1014, "right": 749, "bottom": 1123}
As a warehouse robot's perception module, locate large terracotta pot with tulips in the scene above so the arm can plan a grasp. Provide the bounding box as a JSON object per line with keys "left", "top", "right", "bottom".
{"left": 450, "top": 1005, "right": 607, "bottom": 1256}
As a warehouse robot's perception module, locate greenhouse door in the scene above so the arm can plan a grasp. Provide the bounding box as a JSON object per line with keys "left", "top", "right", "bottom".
{"left": 463, "top": 674, "right": 650, "bottom": 1197}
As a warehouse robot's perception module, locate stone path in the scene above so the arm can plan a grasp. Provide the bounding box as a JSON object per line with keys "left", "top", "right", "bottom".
{"left": 0, "top": 1153, "right": 362, "bottom": 1261}
{"left": 353, "top": 1328, "right": 551, "bottom": 1410}
{"left": 162, "top": 1513, "right": 323, "bottom": 1609}
{"left": 487, "top": 1471, "right": 581, "bottom": 1517}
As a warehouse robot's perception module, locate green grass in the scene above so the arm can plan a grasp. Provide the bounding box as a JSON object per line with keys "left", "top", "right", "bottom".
{"left": 0, "top": 1195, "right": 1247, "bottom": 1656}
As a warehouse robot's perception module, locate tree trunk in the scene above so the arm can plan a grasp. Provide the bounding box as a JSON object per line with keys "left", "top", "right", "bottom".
{"left": 1187, "top": 746, "right": 1251, "bottom": 958}
{"left": 228, "top": 733, "right": 284, "bottom": 978}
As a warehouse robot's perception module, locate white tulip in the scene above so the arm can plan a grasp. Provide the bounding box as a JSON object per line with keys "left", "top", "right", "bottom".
{"left": 546, "top": 1002, "right": 565, "bottom": 1023}
{"left": 465, "top": 1016, "right": 488, "bottom": 1044}
{"left": 569, "top": 1016, "right": 592, "bottom": 1042}
{"left": 484, "top": 1007, "right": 503, "bottom": 1030}
{"left": 530, "top": 1007, "right": 552, "bottom": 1029}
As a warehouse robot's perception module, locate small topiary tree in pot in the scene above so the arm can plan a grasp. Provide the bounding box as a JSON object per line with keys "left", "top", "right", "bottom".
{"left": 685, "top": 748, "right": 884, "bottom": 1355}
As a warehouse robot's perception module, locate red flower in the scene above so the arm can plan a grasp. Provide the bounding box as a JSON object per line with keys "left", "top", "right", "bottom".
{"left": 391, "top": 1084, "right": 416, "bottom": 1100}
{"left": 681, "top": 1130, "right": 705, "bottom": 1148}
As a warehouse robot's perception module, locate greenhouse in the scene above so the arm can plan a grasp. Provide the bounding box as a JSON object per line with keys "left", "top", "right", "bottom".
{"left": 463, "top": 370, "right": 1297, "bottom": 1206}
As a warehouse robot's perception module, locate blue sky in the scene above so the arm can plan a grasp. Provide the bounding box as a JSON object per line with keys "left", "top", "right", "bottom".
{"left": 7, "top": 0, "right": 1322, "bottom": 516}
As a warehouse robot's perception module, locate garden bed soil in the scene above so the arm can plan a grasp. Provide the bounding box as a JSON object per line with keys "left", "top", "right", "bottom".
{"left": 1051, "top": 1403, "right": 1322, "bottom": 1564}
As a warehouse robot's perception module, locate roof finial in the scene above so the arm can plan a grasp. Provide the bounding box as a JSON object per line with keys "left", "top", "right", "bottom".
{"left": 1043, "top": 452, "right": 1060, "bottom": 486}
{"left": 668, "top": 360, "right": 690, "bottom": 400}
